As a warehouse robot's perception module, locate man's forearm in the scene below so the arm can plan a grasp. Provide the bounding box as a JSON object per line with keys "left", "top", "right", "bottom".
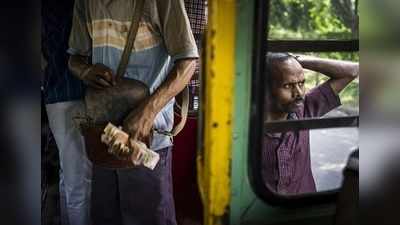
{"left": 298, "top": 55, "right": 359, "bottom": 79}
{"left": 68, "top": 55, "right": 91, "bottom": 80}
{"left": 142, "top": 59, "right": 197, "bottom": 118}
{"left": 298, "top": 55, "right": 359, "bottom": 94}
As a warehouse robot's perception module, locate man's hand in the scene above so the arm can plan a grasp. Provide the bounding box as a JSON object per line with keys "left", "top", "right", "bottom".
{"left": 68, "top": 55, "right": 116, "bottom": 89}
{"left": 120, "top": 59, "right": 196, "bottom": 142}
{"left": 122, "top": 58, "right": 196, "bottom": 162}
{"left": 81, "top": 63, "right": 116, "bottom": 89}
{"left": 102, "top": 123, "right": 148, "bottom": 164}
{"left": 122, "top": 105, "right": 155, "bottom": 148}
{"left": 128, "top": 139, "right": 148, "bottom": 165}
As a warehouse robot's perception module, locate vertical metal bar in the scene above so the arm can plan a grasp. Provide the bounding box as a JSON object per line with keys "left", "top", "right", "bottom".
{"left": 197, "top": 1, "right": 236, "bottom": 224}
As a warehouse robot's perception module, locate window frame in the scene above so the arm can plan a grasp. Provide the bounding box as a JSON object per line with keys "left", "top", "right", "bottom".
{"left": 248, "top": 0, "right": 359, "bottom": 206}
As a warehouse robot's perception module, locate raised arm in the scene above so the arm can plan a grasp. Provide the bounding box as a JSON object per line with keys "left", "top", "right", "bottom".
{"left": 297, "top": 55, "right": 359, "bottom": 94}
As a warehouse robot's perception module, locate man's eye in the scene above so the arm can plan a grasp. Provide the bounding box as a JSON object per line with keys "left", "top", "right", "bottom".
{"left": 283, "top": 84, "right": 290, "bottom": 89}
{"left": 298, "top": 82, "right": 304, "bottom": 87}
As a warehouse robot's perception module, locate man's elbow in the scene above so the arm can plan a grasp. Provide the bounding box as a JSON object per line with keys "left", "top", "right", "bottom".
{"left": 176, "top": 58, "right": 197, "bottom": 79}
{"left": 68, "top": 55, "right": 81, "bottom": 71}
{"left": 68, "top": 56, "right": 74, "bottom": 71}
{"left": 350, "top": 62, "right": 359, "bottom": 79}
{"left": 68, "top": 55, "right": 89, "bottom": 78}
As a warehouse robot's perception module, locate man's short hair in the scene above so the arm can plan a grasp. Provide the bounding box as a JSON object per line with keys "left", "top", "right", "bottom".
{"left": 265, "top": 52, "right": 297, "bottom": 88}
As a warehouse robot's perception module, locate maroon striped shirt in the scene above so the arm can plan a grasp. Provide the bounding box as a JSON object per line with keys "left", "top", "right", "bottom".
{"left": 262, "top": 81, "right": 341, "bottom": 194}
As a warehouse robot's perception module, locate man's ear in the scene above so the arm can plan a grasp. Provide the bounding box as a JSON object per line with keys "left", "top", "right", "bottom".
{"left": 264, "top": 88, "right": 275, "bottom": 109}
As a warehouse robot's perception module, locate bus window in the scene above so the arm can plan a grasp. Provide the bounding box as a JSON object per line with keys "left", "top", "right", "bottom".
{"left": 251, "top": 0, "right": 359, "bottom": 202}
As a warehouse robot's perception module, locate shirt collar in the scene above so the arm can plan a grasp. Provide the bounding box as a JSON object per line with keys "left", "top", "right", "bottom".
{"left": 264, "top": 112, "right": 298, "bottom": 138}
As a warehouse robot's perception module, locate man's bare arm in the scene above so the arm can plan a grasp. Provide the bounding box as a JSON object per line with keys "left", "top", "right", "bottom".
{"left": 297, "top": 55, "right": 359, "bottom": 94}
{"left": 145, "top": 59, "right": 197, "bottom": 116}
{"left": 68, "top": 55, "right": 90, "bottom": 79}
{"left": 123, "top": 58, "right": 197, "bottom": 141}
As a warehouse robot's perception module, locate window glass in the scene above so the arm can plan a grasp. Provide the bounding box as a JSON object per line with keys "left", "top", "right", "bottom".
{"left": 269, "top": 0, "right": 359, "bottom": 40}
{"left": 255, "top": 0, "right": 360, "bottom": 199}
{"left": 310, "top": 127, "right": 358, "bottom": 191}
{"left": 261, "top": 51, "right": 359, "bottom": 195}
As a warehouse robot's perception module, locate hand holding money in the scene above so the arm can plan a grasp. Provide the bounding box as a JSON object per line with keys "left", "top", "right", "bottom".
{"left": 101, "top": 123, "right": 160, "bottom": 170}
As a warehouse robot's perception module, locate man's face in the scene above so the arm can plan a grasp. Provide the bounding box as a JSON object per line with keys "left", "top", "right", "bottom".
{"left": 268, "top": 58, "right": 306, "bottom": 114}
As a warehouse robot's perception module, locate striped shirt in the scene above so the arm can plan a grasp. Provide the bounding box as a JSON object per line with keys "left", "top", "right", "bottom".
{"left": 262, "top": 82, "right": 341, "bottom": 194}
{"left": 68, "top": 0, "right": 199, "bottom": 151}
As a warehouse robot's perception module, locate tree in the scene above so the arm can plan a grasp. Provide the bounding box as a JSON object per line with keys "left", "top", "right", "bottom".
{"left": 268, "top": 0, "right": 357, "bottom": 39}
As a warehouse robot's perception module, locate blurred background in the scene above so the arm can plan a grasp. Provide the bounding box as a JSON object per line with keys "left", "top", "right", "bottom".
{"left": 360, "top": 1, "right": 400, "bottom": 225}
{"left": 0, "top": 0, "right": 399, "bottom": 224}
{"left": 0, "top": 1, "right": 40, "bottom": 225}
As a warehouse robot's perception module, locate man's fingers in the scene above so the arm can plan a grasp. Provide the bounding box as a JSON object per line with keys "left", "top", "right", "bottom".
{"left": 96, "top": 68, "right": 114, "bottom": 85}
{"left": 111, "top": 74, "right": 117, "bottom": 85}
{"left": 103, "top": 70, "right": 114, "bottom": 83}
{"left": 90, "top": 64, "right": 114, "bottom": 84}
{"left": 81, "top": 63, "right": 116, "bottom": 88}
{"left": 94, "top": 75, "right": 112, "bottom": 87}
{"left": 144, "top": 135, "right": 151, "bottom": 147}
{"left": 105, "top": 69, "right": 117, "bottom": 85}
{"left": 130, "top": 147, "right": 141, "bottom": 165}
{"left": 87, "top": 80, "right": 105, "bottom": 89}
{"left": 132, "top": 131, "right": 149, "bottom": 143}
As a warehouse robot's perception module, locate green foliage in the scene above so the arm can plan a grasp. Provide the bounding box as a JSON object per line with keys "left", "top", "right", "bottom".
{"left": 304, "top": 68, "right": 359, "bottom": 110}
{"left": 339, "top": 80, "right": 358, "bottom": 108}
{"left": 268, "top": 0, "right": 356, "bottom": 40}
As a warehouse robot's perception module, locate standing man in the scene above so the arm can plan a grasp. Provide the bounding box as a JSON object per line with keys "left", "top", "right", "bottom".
{"left": 42, "top": 0, "right": 92, "bottom": 225}
{"left": 263, "top": 53, "right": 359, "bottom": 194}
{"left": 68, "top": 0, "right": 198, "bottom": 224}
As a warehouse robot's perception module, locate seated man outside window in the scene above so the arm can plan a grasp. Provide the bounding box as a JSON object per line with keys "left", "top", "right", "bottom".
{"left": 262, "top": 53, "right": 359, "bottom": 194}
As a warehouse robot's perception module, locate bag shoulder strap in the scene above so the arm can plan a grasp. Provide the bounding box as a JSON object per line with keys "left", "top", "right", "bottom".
{"left": 171, "top": 87, "right": 189, "bottom": 136}
{"left": 154, "top": 87, "right": 189, "bottom": 138}
{"left": 116, "top": 0, "right": 145, "bottom": 78}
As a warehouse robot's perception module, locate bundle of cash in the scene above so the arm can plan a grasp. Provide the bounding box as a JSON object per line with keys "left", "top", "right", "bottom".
{"left": 101, "top": 123, "right": 160, "bottom": 170}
